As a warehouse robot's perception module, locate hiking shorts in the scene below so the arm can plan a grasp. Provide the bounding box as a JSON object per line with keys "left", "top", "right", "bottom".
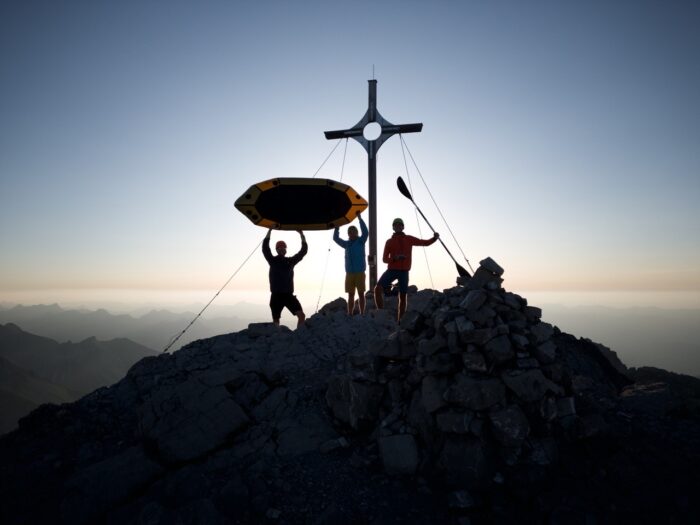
{"left": 345, "top": 272, "right": 366, "bottom": 294}
{"left": 269, "top": 293, "right": 303, "bottom": 320}
{"left": 377, "top": 269, "right": 409, "bottom": 294}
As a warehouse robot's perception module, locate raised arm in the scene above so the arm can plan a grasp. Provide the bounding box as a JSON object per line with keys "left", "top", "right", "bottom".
{"left": 289, "top": 230, "right": 308, "bottom": 265}
{"left": 358, "top": 214, "right": 369, "bottom": 243}
{"left": 262, "top": 229, "right": 273, "bottom": 263}
{"left": 332, "top": 227, "right": 348, "bottom": 248}
{"left": 410, "top": 232, "right": 440, "bottom": 247}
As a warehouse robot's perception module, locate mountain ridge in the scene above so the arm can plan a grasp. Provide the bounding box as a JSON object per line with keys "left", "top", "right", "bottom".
{"left": 0, "top": 323, "right": 158, "bottom": 433}
{"left": 0, "top": 303, "right": 248, "bottom": 350}
{"left": 0, "top": 355, "right": 77, "bottom": 434}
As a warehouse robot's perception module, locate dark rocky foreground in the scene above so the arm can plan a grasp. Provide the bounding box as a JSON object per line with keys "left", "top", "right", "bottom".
{"left": 2, "top": 260, "right": 700, "bottom": 524}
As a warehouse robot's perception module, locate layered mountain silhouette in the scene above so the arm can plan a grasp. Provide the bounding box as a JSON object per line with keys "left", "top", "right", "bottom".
{"left": 0, "top": 355, "right": 76, "bottom": 434}
{"left": 0, "top": 304, "right": 249, "bottom": 350}
{"left": 0, "top": 323, "right": 157, "bottom": 433}
{"left": 1, "top": 259, "right": 699, "bottom": 523}
{"left": 541, "top": 304, "right": 700, "bottom": 377}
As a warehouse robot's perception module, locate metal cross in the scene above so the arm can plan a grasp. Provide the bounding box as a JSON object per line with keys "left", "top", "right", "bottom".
{"left": 324, "top": 79, "right": 423, "bottom": 290}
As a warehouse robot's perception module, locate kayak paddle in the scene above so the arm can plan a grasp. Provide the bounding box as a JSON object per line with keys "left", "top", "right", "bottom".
{"left": 396, "top": 176, "right": 471, "bottom": 278}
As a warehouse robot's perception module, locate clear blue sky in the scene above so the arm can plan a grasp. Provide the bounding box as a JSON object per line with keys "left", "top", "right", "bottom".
{"left": 1, "top": 0, "right": 699, "bottom": 311}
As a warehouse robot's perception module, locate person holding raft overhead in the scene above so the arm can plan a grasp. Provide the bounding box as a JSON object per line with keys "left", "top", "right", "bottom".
{"left": 333, "top": 213, "right": 369, "bottom": 315}
{"left": 262, "top": 229, "right": 308, "bottom": 328}
{"left": 374, "top": 218, "right": 439, "bottom": 321}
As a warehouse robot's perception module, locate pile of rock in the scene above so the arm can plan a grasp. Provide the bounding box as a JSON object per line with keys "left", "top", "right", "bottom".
{"left": 326, "top": 257, "right": 611, "bottom": 488}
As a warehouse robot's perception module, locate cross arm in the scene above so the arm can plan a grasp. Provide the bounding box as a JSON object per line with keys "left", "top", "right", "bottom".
{"left": 381, "top": 123, "right": 423, "bottom": 134}
{"left": 324, "top": 128, "right": 363, "bottom": 140}
{"left": 324, "top": 122, "right": 423, "bottom": 141}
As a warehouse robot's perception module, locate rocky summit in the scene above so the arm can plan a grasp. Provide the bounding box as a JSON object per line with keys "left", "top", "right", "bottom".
{"left": 2, "top": 259, "right": 700, "bottom": 524}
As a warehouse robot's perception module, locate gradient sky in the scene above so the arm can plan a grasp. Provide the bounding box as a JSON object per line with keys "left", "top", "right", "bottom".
{"left": 1, "top": 0, "right": 699, "bottom": 312}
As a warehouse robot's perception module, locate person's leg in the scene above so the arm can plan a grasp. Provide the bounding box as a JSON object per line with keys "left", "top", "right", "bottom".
{"left": 286, "top": 294, "right": 306, "bottom": 329}
{"left": 344, "top": 273, "right": 354, "bottom": 315}
{"left": 357, "top": 272, "right": 366, "bottom": 314}
{"left": 373, "top": 284, "right": 383, "bottom": 309}
{"left": 397, "top": 271, "right": 409, "bottom": 321}
{"left": 398, "top": 292, "right": 407, "bottom": 321}
{"left": 348, "top": 291, "right": 355, "bottom": 315}
{"left": 358, "top": 292, "right": 366, "bottom": 314}
{"left": 270, "top": 294, "right": 282, "bottom": 325}
{"left": 374, "top": 271, "right": 391, "bottom": 310}
{"left": 347, "top": 291, "right": 355, "bottom": 315}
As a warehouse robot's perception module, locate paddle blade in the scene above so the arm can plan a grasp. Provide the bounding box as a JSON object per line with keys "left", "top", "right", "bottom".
{"left": 396, "top": 176, "right": 413, "bottom": 200}
{"left": 456, "top": 263, "right": 471, "bottom": 278}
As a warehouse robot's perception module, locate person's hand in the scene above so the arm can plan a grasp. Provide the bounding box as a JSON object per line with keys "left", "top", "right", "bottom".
{"left": 433, "top": 232, "right": 440, "bottom": 239}
{"left": 265, "top": 229, "right": 272, "bottom": 239}
{"left": 297, "top": 229, "right": 305, "bottom": 238}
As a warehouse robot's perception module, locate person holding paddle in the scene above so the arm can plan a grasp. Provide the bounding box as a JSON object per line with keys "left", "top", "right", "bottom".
{"left": 374, "top": 217, "right": 439, "bottom": 321}
{"left": 262, "top": 229, "right": 308, "bottom": 328}
{"left": 333, "top": 213, "right": 369, "bottom": 315}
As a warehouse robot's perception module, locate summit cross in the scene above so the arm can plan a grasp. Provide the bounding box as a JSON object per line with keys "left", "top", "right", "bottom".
{"left": 324, "top": 79, "right": 423, "bottom": 290}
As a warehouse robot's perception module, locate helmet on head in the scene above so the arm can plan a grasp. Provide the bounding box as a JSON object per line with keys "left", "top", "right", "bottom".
{"left": 392, "top": 218, "right": 404, "bottom": 226}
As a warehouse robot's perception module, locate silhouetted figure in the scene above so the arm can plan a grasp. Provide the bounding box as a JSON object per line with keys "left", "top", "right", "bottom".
{"left": 262, "top": 229, "right": 307, "bottom": 328}
{"left": 374, "top": 218, "right": 439, "bottom": 321}
{"left": 333, "top": 213, "right": 369, "bottom": 315}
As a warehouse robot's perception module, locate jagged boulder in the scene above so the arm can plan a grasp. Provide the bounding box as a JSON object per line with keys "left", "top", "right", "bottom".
{"left": 325, "top": 375, "right": 383, "bottom": 429}
{"left": 488, "top": 405, "right": 530, "bottom": 447}
{"left": 139, "top": 376, "right": 250, "bottom": 463}
{"left": 444, "top": 375, "right": 506, "bottom": 410}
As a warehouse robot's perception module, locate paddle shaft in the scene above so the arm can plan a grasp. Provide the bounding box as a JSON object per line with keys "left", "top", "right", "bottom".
{"left": 397, "top": 178, "right": 470, "bottom": 278}
{"left": 411, "top": 202, "right": 468, "bottom": 272}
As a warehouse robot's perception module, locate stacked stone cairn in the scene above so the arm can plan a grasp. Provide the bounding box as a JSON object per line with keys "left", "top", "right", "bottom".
{"left": 326, "top": 257, "right": 580, "bottom": 491}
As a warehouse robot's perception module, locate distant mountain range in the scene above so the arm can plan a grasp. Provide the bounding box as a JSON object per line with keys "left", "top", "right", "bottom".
{"left": 0, "top": 323, "right": 157, "bottom": 434}
{"left": 0, "top": 303, "right": 254, "bottom": 350}
{"left": 0, "top": 301, "right": 273, "bottom": 434}
{"left": 0, "top": 355, "right": 76, "bottom": 434}
{"left": 541, "top": 304, "right": 700, "bottom": 378}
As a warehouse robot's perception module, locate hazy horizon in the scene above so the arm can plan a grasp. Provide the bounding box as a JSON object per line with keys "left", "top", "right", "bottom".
{"left": 2, "top": 288, "right": 699, "bottom": 378}
{"left": 2, "top": 287, "right": 700, "bottom": 313}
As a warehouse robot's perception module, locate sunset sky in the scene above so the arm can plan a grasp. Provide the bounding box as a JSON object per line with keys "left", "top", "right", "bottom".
{"left": 1, "top": 1, "right": 699, "bottom": 313}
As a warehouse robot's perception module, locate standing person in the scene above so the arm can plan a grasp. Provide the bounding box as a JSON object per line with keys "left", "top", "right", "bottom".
{"left": 262, "top": 229, "right": 308, "bottom": 328}
{"left": 332, "top": 213, "right": 369, "bottom": 315}
{"left": 374, "top": 218, "right": 439, "bottom": 321}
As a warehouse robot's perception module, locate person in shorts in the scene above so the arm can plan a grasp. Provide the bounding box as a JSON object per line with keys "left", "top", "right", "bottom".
{"left": 333, "top": 213, "right": 369, "bottom": 315}
{"left": 374, "top": 218, "right": 439, "bottom": 321}
{"left": 262, "top": 229, "right": 308, "bottom": 328}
